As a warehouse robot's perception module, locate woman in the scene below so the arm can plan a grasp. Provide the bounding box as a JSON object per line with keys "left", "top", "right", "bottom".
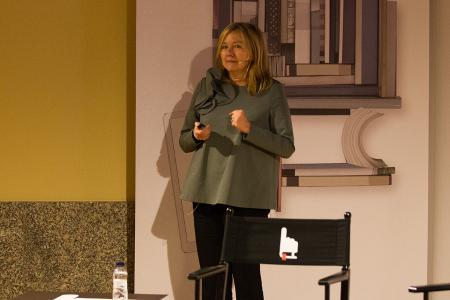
{"left": 179, "top": 22, "right": 295, "bottom": 300}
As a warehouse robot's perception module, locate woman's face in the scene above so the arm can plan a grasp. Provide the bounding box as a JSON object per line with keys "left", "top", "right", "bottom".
{"left": 220, "top": 31, "right": 251, "bottom": 75}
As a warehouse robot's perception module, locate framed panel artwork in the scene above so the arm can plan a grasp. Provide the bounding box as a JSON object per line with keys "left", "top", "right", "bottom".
{"left": 213, "top": 0, "right": 398, "bottom": 100}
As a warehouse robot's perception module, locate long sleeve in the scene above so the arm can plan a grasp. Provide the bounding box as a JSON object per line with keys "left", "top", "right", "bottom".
{"left": 243, "top": 95, "right": 295, "bottom": 158}
{"left": 179, "top": 80, "right": 204, "bottom": 153}
{"left": 180, "top": 74, "right": 294, "bottom": 209}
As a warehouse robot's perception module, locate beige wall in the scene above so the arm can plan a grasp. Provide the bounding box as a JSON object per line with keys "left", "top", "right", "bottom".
{"left": 136, "top": 0, "right": 430, "bottom": 299}
{"left": 430, "top": 0, "right": 450, "bottom": 299}
{"left": 0, "top": 0, "right": 133, "bottom": 201}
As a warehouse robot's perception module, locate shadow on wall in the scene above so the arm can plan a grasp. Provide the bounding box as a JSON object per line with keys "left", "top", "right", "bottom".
{"left": 152, "top": 47, "right": 213, "bottom": 300}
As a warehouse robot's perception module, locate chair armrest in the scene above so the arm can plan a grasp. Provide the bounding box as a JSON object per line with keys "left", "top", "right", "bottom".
{"left": 408, "top": 283, "right": 450, "bottom": 293}
{"left": 318, "top": 270, "right": 349, "bottom": 286}
{"left": 188, "top": 264, "right": 227, "bottom": 280}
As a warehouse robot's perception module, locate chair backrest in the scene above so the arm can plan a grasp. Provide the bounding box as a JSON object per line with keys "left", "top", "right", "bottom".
{"left": 220, "top": 212, "right": 351, "bottom": 267}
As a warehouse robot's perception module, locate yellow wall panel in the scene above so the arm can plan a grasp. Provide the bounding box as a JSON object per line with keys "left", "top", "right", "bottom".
{"left": 0, "top": 0, "right": 132, "bottom": 200}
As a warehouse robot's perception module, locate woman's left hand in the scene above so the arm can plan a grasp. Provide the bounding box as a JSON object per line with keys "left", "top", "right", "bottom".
{"left": 229, "top": 109, "right": 251, "bottom": 134}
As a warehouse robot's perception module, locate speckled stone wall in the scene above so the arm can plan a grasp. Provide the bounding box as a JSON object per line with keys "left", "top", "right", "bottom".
{"left": 0, "top": 202, "right": 135, "bottom": 300}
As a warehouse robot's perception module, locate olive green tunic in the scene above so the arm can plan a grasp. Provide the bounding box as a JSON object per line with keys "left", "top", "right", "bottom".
{"left": 179, "top": 68, "right": 295, "bottom": 209}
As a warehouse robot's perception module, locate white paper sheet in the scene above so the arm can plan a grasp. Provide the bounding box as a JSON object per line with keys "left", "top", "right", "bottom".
{"left": 53, "top": 295, "right": 78, "bottom": 300}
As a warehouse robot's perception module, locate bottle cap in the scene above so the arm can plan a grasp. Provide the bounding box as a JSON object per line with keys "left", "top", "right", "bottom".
{"left": 115, "top": 261, "right": 125, "bottom": 267}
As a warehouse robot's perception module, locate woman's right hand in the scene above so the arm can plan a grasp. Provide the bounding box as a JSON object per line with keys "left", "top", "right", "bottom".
{"left": 193, "top": 122, "right": 211, "bottom": 141}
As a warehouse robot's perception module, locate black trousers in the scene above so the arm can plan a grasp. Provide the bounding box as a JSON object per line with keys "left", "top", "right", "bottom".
{"left": 193, "top": 203, "right": 270, "bottom": 300}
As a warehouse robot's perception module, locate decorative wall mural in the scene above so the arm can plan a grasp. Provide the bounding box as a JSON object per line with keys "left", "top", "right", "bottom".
{"left": 213, "top": 0, "right": 397, "bottom": 98}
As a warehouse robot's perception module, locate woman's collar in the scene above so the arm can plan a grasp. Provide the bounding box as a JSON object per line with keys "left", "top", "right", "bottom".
{"left": 193, "top": 68, "right": 238, "bottom": 115}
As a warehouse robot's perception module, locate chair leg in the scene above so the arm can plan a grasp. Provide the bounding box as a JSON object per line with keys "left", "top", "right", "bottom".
{"left": 424, "top": 291, "right": 428, "bottom": 300}
{"left": 195, "top": 279, "right": 202, "bottom": 300}
{"left": 324, "top": 285, "right": 330, "bottom": 300}
{"left": 340, "top": 280, "right": 349, "bottom": 300}
{"left": 222, "top": 263, "right": 229, "bottom": 300}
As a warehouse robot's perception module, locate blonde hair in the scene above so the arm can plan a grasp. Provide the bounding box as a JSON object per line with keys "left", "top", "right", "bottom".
{"left": 215, "top": 22, "right": 272, "bottom": 96}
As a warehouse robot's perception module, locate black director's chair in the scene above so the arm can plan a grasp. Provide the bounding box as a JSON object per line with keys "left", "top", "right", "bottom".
{"left": 409, "top": 282, "right": 450, "bottom": 300}
{"left": 188, "top": 210, "right": 352, "bottom": 300}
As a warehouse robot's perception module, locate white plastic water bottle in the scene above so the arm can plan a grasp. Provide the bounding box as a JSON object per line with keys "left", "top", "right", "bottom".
{"left": 112, "top": 261, "right": 128, "bottom": 300}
